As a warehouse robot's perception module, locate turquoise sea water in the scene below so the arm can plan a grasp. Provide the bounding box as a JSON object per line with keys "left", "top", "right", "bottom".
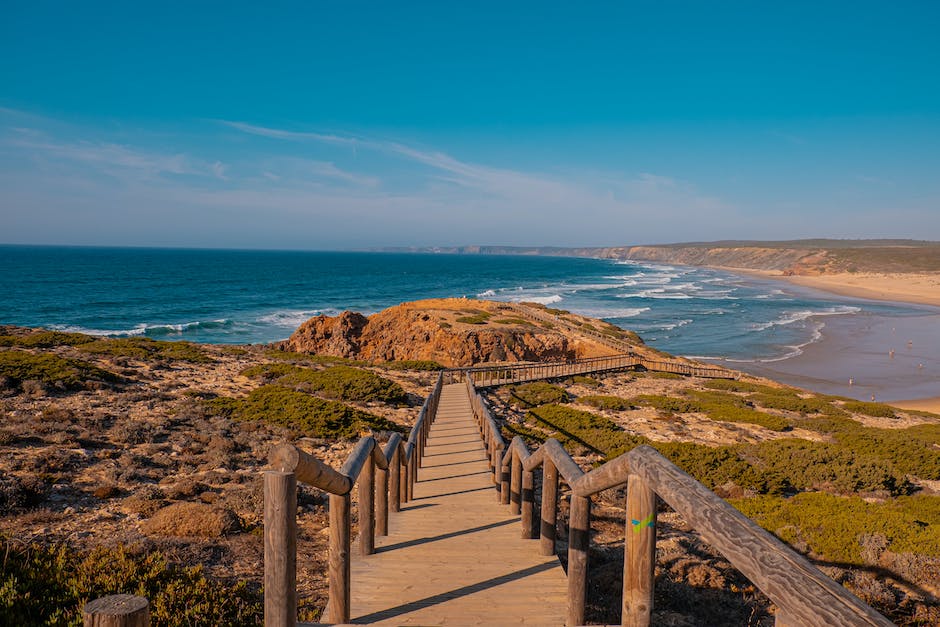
{"left": 1, "top": 246, "right": 931, "bottom": 368}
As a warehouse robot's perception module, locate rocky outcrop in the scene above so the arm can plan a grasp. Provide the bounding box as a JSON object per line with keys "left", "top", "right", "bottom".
{"left": 282, "top": 299, "right": 625, "bottom": 367}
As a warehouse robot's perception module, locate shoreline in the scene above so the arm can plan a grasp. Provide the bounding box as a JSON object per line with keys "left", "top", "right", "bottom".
{"left": 699, "top": 266, "right": 940, "bottom": 408}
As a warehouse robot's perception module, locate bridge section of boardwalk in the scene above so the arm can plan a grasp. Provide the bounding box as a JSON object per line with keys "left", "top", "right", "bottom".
{"left": 345, "top": 382, "right": 568, "bottom": 625}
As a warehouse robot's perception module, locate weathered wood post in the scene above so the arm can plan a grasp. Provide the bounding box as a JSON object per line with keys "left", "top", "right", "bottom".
{"left": 401, "top": 451, "right": 410, "bottom": 503}
{"left": 540, "top": 459, "right": 558, "bottom": 556}
{"left": 496, "top": 444, "right": 506, "bottom": 501}
{"left": 389, "top": 444, "right": 401, "bottom": 513}
{"left": 264, "top": 470, "right": 297, "bottom": 627}
{"left": 83, "top": 595, "right": 149, "bottom": 627}
{"left": 510, "top": 453, "right": 522, "bottom": 515}
{"left": 376, "top": 454, "right": 389, "bottom": 536}
{"left": 500, "top": 454, "right": 512, "bottom": 505}
{"left": 521, "top": 466, "right": 537, "bottom": 538}
{"left": 328, "top": 493, "right": 351, "bottom": 624}
{"left": 567, "top": 495, "right": 591, "bottom": 627}
{"left": 623, "top": 473, "right": 656, "bottom": 626}
{"left": 359, "top": 453, "right": 375, "bottom": 554}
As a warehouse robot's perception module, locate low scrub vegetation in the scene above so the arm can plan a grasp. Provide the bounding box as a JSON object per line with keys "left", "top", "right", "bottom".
{"left": 527, "top": 404, "right": 645, "bottom": 458}
{"left": 567, "top": 375, "right": 600, "bottom": 387}
{"left": 0, "top": 350, "right": 118, "bottom": 390}
{"left": 381, "top": 359, "right": 444, "bottom": 371}
{"left": 455, "top": 311, "right": 492, "bottom": 325}
{"left": 0, "top": 538, "right": 261, "bottom": 626}
{"left": 263, "top": 349, "right": 361, "bottom": 365}
{"left": 78, "top": 337, "right": 212, "bottom": 363}
{"left": 242, "top": 364, "right": 407, "bottom": 404}
{"left": 0, "top": 330, "right": 95, "bottom": 348}
{"left": 732, "top": 493, "right": 940, "bottom": 565}
{"left": 842, "top": 401, "right": 898, "bottom": 418}
{"left": 509, "top": 382, "right": 569, "bottom": 408}
{"left": 208, "top": 385, "right": 403, "bottom": 439}
{"left": 578, "top": 395, "right": 634, "bottom": 411}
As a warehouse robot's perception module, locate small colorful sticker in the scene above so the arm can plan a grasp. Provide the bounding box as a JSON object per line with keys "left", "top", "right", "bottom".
{"left": 631, "top": 513, "right": 654, "bottom": 532}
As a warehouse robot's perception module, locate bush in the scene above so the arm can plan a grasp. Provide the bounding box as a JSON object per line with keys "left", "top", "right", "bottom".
{"left": 567, "top": 375, "right": 600, "bottom": 387}
{"left": 382, "top": 359, "right": 445, "bottom": 371}
{"left": 748, "top": 391, "right": 847, "bottom": 417}
{"left": 208, "top": 385, "right": 403, "bottom": 439}
{"left": 526, "top": 404, "right": 646, "bottom": 458}
{"left": 509, "top": 382, "right": 570, "bottom": 408}
{"left": 0, "top": 538, "right": 262, "bottom": 626}
{"left": 732, "top": 493, "right": 940, "bottom": 565}
{"left": 746, "top": 439, "right": 910, "bottom": 495}
{"left": 631, "top": 394, "right": 702, "bottom": 414}
{"left": 241, "top": 364, "right": 407, "bottom": 404}
{"left": 79, "top": 337, "right": 211, "bottom": 363}
{"left": 579, "top": 395, "right": 634, "bottom": 411}
{"left": 264, "top": 349, "right": 360, "bottom": 365}
{"left": 652, "top": 442, "right": 779, "bottom": 494}
{"left": 842, "top": 401, "right": 898, "bottom": 418}
{"left": 455, "top": 311, "right": 492, "bottom": 325}
{"left": 0, "top": 350, "right": 119, "bottom": 390}
{"left": 686, "top": 390, "right": 791, "bottom": 431}
{"left": 493, "top": 317, "right": 534, "bottom": 326}
{"left": 703, "top": 379, "right": 777, "bottom": 394}
{"left": 0, "top": 330, "right": 95, "bottom": 348}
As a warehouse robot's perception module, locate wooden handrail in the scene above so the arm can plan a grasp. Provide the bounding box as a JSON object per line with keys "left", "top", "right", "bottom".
{"left": 263, "top": 372, "right": 444, "bottom": 626}
{"left": 466, "top": 376, "right": 892, "bottom": 627}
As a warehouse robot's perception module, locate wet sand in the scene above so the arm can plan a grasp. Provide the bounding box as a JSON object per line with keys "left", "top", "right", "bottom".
{"left": 711, "top": 311, "right": 940, "bottom": 405}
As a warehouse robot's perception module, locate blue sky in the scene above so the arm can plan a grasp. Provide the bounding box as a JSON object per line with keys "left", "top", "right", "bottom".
{"left": 2, "top": 1, "right": 939, "bottom": 249}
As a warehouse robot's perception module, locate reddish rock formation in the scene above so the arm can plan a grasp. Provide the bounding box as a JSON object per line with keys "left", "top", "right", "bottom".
{"left": 282, "top": 299, "right": 625, "bottom": 367}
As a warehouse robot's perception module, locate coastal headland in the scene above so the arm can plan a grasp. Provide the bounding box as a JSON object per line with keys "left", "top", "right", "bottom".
{"left": 1, "top": 299, "right": 938, "bottom": 624}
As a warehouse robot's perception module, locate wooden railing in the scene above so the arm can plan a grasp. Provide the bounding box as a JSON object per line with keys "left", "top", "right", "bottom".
{"left": 263, "top": 372, "right": 444, "bottom": 626}
{"left": 465, "top": 375, "right": 892, "bottom": 627}
{"left": 458, "top": 352, "right": 732, "bottom": 388}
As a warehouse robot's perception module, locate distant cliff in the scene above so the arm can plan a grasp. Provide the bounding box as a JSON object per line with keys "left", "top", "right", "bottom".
{"left": 374, "top": 240, "right": 940, "bottom": 274}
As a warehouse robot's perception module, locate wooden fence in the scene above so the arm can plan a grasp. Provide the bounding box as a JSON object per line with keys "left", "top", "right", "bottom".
{"left": 263, "top": 372, "right": 444, "bottom": 626}
{"left": 465, "top": 374, "right": 893, "bottom": 627}
{"left": 459, "top": 352, "right": 732, "bottom": 388}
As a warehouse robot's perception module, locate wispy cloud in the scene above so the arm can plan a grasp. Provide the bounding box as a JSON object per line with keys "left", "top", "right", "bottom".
{"left": 308, "top": 160, "right": 380, "bottom": 187}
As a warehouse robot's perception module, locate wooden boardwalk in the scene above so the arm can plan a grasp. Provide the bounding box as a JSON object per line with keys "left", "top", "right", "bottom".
{"left": 345, "top": 383, "right": 568, "bottom": 625}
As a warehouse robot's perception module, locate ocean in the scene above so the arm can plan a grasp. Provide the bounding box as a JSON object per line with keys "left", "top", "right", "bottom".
{"left": 1, "top": 245, "right": 933, "bottom": 375}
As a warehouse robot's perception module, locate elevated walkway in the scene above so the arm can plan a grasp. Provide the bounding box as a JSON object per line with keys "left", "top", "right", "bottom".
{"left": 346, "top": 383, "right": 567, "bottom": 625}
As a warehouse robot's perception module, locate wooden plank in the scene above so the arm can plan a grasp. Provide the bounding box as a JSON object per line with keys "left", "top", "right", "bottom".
{"left": 263, "top": 471, "right": 296, "bottom": 627}
{"left": 623, "top": 473, "right": 656, "bottom": 626}
{"left": 347, "top": 383, "right": 567, "bottom": 626}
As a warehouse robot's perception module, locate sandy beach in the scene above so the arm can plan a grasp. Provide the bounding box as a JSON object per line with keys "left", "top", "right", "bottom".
{"left": 701, "top": 267, "right": 940, "bottom": 408}
{"left": 746, "top": 270, "right": 940, "bottom": 308}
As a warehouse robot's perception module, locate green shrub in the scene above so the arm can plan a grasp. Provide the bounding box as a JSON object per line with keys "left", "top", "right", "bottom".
{"left": 746, "top": 439, "right": 909, "bottom": 495}
{"left": 381, "top": 360, "right": 445, "bottom": 371}
{"left": 241, "top": 364, "right": 407, "bottom": 404}
{"left": 636, "top": 371, "right": 684, "bottom": 380}
{"left": 652, "top": 442, "right": 781, "bottom": 493}
{"left": 631, "top": 394, "right": 703, "bottom": 414}
{"left": 567, "top": 375, "right": 600, "bottom": 387}
{"left": 509, "top": 382, "right": 570, "bottom": 408}
{"left": 79, "top": 337, "right": 211, "bottom": 363}
{"left": 455, "top": 311, "right": 492, "bottom": 325}
{"left": 836, "top": 424, "right": 940, "bottom": 480}
{"left": 263, "top": 349, "right": 360, "bottom": 365}
{"left": 842, "top": 401, "right": 898, "bottom": 418}
{"left": 502, "top": 422, "right": 548, "bottom": 447}
{"left": 748, "top": 391, "right": 847, "bottom": 417}
{"left": 0, "top": 350, "right": 118, "bottom": 389}
{"left": 0, "top": 538, "right": 262, "bottom": 626}
{"left": 0, "top": 330, "right": 96, "bottom": 348}
{"left": 208, "top": 385, "right": 403, "bottom": 439}
{"left": 703, "top": 379, "right": 778, "bottom": 394}
{"left": 579, "top": 395, "right": 634, "bottom": 411}
{"left": 687, "top": 390, "right": 791, "bottom": 431}
{"left": 526, "top": 404, "right": 646, "bottom": 458}
{"left": 732, "top": 493, "right": 940, "bottom": 565}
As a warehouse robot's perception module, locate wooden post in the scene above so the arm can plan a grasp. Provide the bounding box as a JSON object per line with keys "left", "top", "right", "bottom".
{"left": 83, "top": 595, "right": 149, "bottom": 627}
{"left": 623, "top": 473, "right": 656, "bottom": 626}
{"left": 389, "top": 445, "right": 401, "bottom": 513}
{"left": 567, "top": 495, "right": 591, "bottom": 627}
{"left": 540, "top": 460, "right": 558, "bottom": 556}
{"left": 359, "top": 454, "right": 375, "bottom": 555}
{"left": 510, "top": 453, "right": 522, "bottom": 515}
{"left": 500, "top": 459, "right": 511, "bottom": 505}
{"left": 264, "top": 471, "right": 297, "bottom": 627}
{"left": 328, "top": 493, "right": 351, "bottom": 624}
{"left": 521, "top": 468, "right": 536, "bottom": 538}
{"left": 376, "top": 457, "right": 388, "bottom": 536}
{"left": 493, "top": 439, "right": 509, "bottom": 503}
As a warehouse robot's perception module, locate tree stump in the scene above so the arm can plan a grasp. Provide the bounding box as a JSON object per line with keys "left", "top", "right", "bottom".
{"left": 83, "top": 595, "right": 149, "bottom": 627}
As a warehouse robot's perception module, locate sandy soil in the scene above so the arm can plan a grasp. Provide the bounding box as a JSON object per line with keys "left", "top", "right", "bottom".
{"left": 893, "top": 396, "right": 940, "bottom": 414}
